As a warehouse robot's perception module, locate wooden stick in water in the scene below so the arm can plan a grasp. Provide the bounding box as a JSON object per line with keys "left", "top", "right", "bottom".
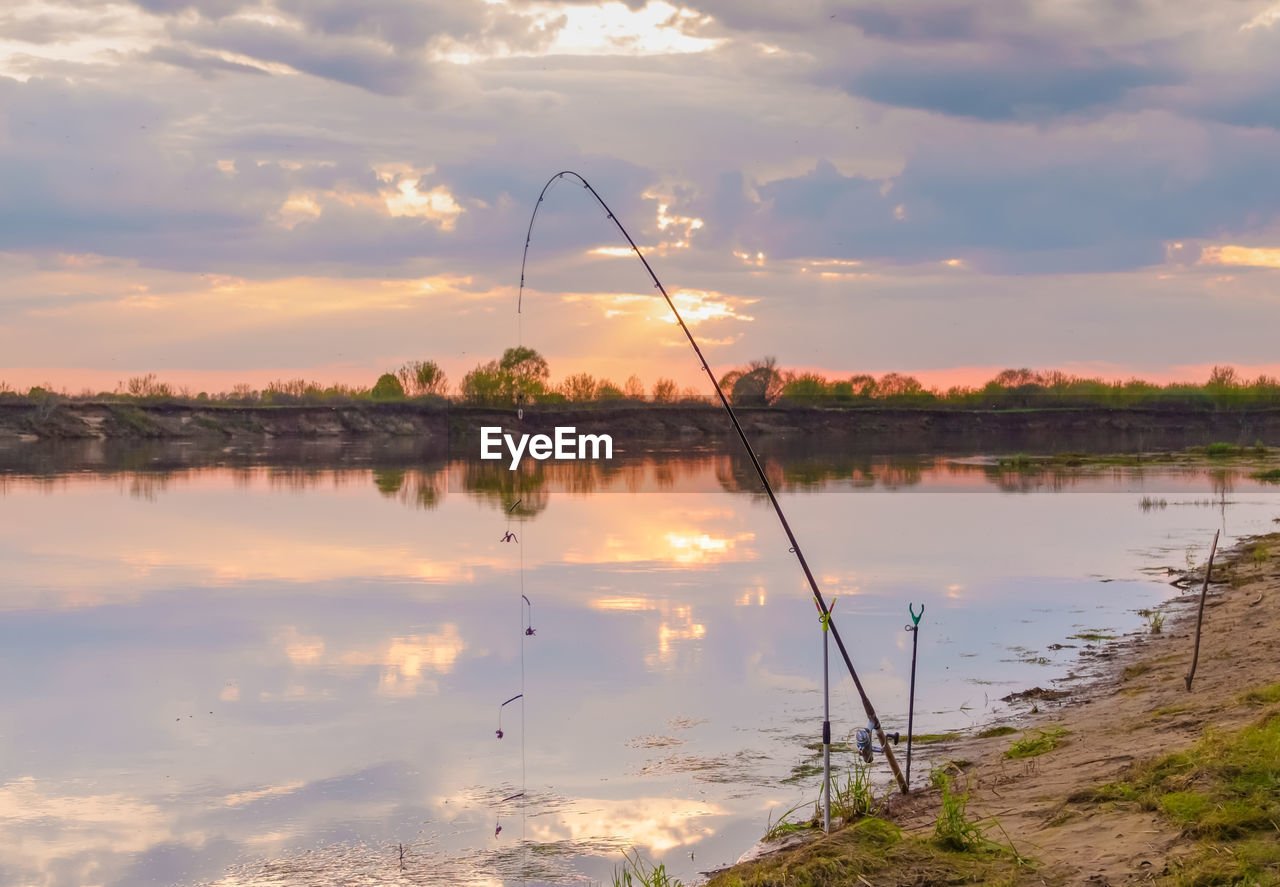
{"left": 1185, "top": 529, "right": 1220, "bottom": 692}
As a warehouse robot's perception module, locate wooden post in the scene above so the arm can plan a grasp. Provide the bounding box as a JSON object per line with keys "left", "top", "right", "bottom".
{"left": 1185, "top": 530, "right": 1220, "bottom": 692}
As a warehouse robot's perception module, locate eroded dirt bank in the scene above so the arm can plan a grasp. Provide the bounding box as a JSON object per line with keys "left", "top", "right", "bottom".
{"left": 4, "top": 400, "right": 1280, "bottom": 454}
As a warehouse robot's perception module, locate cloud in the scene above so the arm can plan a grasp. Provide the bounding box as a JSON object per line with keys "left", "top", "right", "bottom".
{"left": 846, "top": 4, "right": 981, "bottom": 42}
{"left": 143, "top": 43, "right": 272, "bottom": 76}
{"left": 273, "top": 0, "right": 502, "bottom": 52}
{"left": 3, "top": 0, "right": 1280, "bottom": 388}
{"left": 847, "top": 50, "right": 1174, "bottom": 121}
{"left": 171, "top": 17, "right": 424, "bottom": 94}
{"left": 131, "top": 0, "right": 248, "bottom": 15}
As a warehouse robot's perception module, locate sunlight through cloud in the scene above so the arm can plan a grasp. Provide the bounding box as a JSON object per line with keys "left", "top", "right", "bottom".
{"left": 1198, "top": 245, "right": 1280, "bottom": 269}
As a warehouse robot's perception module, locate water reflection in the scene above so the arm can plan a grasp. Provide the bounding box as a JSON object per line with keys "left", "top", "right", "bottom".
{"left": 0, "top": 441, "right": 1277, "bottom": 886}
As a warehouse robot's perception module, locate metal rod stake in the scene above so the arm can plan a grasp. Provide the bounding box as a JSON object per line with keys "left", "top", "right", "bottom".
{"left": 823, "top": 624, "right": 831, "bottom": 833}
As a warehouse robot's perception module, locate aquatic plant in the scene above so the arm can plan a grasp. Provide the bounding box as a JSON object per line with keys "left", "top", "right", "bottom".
{"left": 831, "top": 759, "right": 879, "bottom": 821}
{"left": 762, "top": 800, "right": 814, "bottom": 841}
{"left": 613, "top": 849, "right": 685, "bottom": 887}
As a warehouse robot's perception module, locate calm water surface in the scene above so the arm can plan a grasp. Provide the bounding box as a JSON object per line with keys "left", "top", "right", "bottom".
{"left": 1, "top": 441, "right": 1277, "bottom": 886}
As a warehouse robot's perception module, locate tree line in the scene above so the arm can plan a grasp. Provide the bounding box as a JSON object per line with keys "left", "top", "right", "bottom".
{"left": 4, "top": 355, "right": 1279, "bottom": 411}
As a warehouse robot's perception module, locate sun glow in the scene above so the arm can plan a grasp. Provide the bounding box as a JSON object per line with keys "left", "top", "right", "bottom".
{"left": 1241, "top": 3, "right": 1280, "bottom": 30}
{"left": 520, "top": 795, "right": 725, "bottom": 855}
{"left": 562, "top": 288, "right": 755, "bottom": 328}
{"left": 442, "top": 0, "right": 724, "bottom": 62}
{"left": 1198, "top": 245, "right": 1280, "bottom": 269}
{"left": 385, "top": 180, "right": 464, "bottom": 228}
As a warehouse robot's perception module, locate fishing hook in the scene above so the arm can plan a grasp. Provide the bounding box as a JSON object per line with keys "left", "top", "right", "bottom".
{"left": 496, "top": 693, "right": 522, "bottom": 738}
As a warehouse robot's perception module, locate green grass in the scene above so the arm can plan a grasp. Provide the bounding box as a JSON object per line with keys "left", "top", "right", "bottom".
{"left": 977, "top": 725, "right": 1018, "bottom": 739}
{"left": 830, "top": 759, "right": 879, "bottom": 821}
{"left": 108, "top": 403, "right": 162, "bottom": 435}
{"left": 1241, "top": 681, "right": 1280, "bottom": 706}
{"left": 1004, "top": 726, "right": 1068, "bottom": 759}
{"left": 762, "top": 800, "right": 814, "bottom": 841}
{"left": 779, "top": 759, "right": 882, "bottom": 825}
{"left": 613, "top": 849, "right": 685, "bottom": 887}
{"left": 1204, "top": 441, "right": 1241, "bottom": 458}
{"left": 1122, "top": 662, "right": 1152, "bottom": 681}
{"left": 911, "top": 731, "right": 962, "bottom": 743}
{"left": 1073, "top": 703, "right": 1280, "bottom": 886}
{"left": 782, "top": 761, "right": 824, "bottom": 784}
{"left": 997, "top": 453, "right": 1034, "bottom": 470}
{"left": 704, "top": 816, "right": 1035, "bottom": 887}
{"left": 933, "top": 772, "right": 987, "bottom": 852}
{"left": 1254, "top": 468, "right": 1280, "bottom": 483}
{"left": 1070, "top": 631, "right": 1116, "bottom": 642}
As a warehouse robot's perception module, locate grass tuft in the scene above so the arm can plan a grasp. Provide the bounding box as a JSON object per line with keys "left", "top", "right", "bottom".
{"left": 1073, "top": 707, "right": 1280, "bottom": 886}
{"left": 613, "top": 849, "right": 685, "bottom": 887}
{"left": 1004, "top": 726, "right": 1068, "bottom": 759}
{"left": 1241, "top": 681, "right": 1280, "bottom": 706}
{"left": 977, "top": 725, "right": 1018, "bottom": 739}
{"left": 933, "top": 771, "right": 988, "bottom": 852}
{"left": 1123, "top": 662, "right": 1152, "bottom": 681}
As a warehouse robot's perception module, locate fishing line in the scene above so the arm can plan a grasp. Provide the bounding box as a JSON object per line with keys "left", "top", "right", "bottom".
{"left": 517, "top": 170, "right": 908, "bottom": 793}
{"left": 493, "top": 485, "right": 533, "bottom": 883}
{"left": 518, "top": 508, "right": 527, "bottom": 880}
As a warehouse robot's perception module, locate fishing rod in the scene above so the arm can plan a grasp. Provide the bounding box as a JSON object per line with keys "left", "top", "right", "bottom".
{"left": 518, "top": 170, "right": 908, "bottom": 794}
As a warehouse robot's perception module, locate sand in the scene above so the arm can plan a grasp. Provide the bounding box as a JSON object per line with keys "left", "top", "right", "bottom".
{"left": 884, "top": 530, "right": 1280, "bottom": 885}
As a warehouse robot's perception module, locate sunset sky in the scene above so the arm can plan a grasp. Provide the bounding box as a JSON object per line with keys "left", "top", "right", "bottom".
{"left": 3, "top": 0, "right": 1280, "bottom": 394}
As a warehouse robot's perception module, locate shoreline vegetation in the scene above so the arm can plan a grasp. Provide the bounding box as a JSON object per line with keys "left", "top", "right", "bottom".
{"left": 5, "top": 357, "right": 1280, "bottom": 415}
{"left": 635, "top": 533, "right": 1280, "bottom": 887}
{"left": 6, "top": 356, "right": 1280, "bottom": 446}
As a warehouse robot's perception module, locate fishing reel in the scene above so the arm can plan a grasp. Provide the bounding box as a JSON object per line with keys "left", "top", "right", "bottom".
{"left": 854, "top": 721, "right": 900, "bottom": 763}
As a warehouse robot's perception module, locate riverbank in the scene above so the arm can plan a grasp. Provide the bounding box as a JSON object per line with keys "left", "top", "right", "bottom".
{"left": 4, "top": 400, "right": 1280, "bottom": 454}
{"left": 704, "top": 532, "right": 1280, "bottom": 886}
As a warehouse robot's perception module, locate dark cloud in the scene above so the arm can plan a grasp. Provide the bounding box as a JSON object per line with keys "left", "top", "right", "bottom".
{"left": 846, "top": 3, "right": 981, "bottom": 42}
{"left": 171, "top": 18, "right": 423, "bottom": 94}
{"left": 3, "top": 0, "right": 1279, "bottom": 287}
{"left": 845, "top": 43, "right": 1177, "bottom": 121}
{"left": 132, "top": 0, "right": 248, "bottom": 16}
{"left": 730, "top": 117, "right": 1280, "bottom": 272}
{"left": 144, "top": 44, "right": 270, "bottom": 77}
{"left": 274, "top": 0, "right": 490, "bottom": 51}
{"left": 1202, "top": 87, "right": 1280, "bottom": 129}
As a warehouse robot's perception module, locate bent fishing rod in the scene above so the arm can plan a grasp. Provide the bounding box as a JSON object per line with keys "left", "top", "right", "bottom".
{"left": 518, "top": 170, "right": 908, "bottom": 794}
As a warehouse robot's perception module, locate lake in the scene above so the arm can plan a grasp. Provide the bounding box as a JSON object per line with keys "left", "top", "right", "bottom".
{"left": 1, "top": 438, "right": 1277, "bottom": 886}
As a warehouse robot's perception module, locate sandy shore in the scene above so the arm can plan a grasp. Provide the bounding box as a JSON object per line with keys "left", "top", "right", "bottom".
{"left": 710, "top": 529, "right": 1280, "bottom": 886}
